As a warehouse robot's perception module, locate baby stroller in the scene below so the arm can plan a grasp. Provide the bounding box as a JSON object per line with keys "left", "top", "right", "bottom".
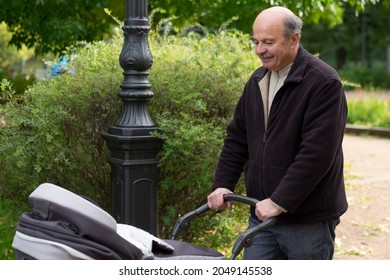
{"left": 12, "top": 183, "right": 276, "bottom": 260}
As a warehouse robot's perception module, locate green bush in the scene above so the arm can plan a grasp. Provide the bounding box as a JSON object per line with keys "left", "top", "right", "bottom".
{"left": 347, "top": 97, "right": 390, "bottom": 128}
{"left": 0, "top": 27, "right": 258, "bottom": 256}
{"left": 149, "top": 31, "right": 257, "bottom": 238}
{"left": 0, "top": 38, "right": 122, "bottom": 209}
{"left": 340, "top": 66, "right": 390, "bottom": 90}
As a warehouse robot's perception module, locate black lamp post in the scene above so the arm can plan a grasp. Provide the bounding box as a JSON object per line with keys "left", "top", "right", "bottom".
{"left": 102, "top": 0, "right": 161, "bottom": 235}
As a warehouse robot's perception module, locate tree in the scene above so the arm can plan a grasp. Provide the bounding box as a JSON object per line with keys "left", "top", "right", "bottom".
{"left": 0, "top": 0, "right": 118, "bottom": 55}
{"left": 0, "top": 0, "right": 388, "bottom": 55}
{"left": 301, "top": 1, "right": 390, "bottom": 70}
{"left": 149, "top": 0, "right": 378, "bottom": 33}
{"left": 0, "top": 23, "right": 33, "bottom": 71}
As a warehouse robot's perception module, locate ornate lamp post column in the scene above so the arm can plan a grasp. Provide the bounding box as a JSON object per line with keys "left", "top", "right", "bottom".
{"left": 102, "top": 0, "right": 161, "bottom": 235}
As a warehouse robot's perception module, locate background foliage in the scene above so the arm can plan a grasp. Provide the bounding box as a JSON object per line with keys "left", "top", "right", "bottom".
{"left": 150, "top": 0, "right": 352, "bottom": 34}
{"left": 347, "top": 97, "right": 390, "bottom": 128}
{"left": 2, "top": 0, "right": 390, "bottom": 94}
{"left": 0, "top": 27, "right": 257, "bottom": 259}
{"left": 0, "top": 23, "right": 36, "bottom": 97}
{"left": 0, "top": 0, "right": 119, "bottom": 55}
{"left": 149, "top": 30, "right": 257, "bottom": 238}
{"left": 0, "top": 36, "right": 122, "bottom": 209}
{"left": 1, "top": 0, "right": 388, "bottom": 55}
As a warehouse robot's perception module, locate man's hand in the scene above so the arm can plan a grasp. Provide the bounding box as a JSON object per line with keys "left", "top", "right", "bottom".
{"left": 255, "top": 198, "right": 283, "bottom": 221}
{"left": 207, "top": 187, "right": 233, "bottom": 209}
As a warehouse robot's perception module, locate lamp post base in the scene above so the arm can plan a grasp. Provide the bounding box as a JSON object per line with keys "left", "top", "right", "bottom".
{"left": 102, "top": 128, "right": 161, "bottom": 235}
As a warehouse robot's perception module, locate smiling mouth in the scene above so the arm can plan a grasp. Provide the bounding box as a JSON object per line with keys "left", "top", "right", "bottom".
{"left": 260, "top": 55, "right": 273, "bottom": 60}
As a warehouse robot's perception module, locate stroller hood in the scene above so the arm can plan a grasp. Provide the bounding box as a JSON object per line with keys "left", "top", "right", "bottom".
{"left": 13, "top": 183, "right": 146, "bottom": 259}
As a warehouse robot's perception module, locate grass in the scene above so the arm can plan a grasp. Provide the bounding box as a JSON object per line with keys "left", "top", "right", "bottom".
{"left": 0, "top": 199, "right": 18, "bottom": 260}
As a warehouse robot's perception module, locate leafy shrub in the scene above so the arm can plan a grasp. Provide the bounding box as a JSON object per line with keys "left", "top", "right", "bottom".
{"left": 149, "top": 31, "right": 257, "bottom": 128}
{"left": 340, "top": 66, "right": 390, "bottom": 90}
{"left": 0, "top": 27, "right": 258, "bottom": 254}
{"left": 347, "top": 97, "right": 390, "bottom": 128}
{"left": 149, "top": 31, "right": 257, "bottom": 238}
{"left": 0, "top": 36, "right": 123, "bottom": 208}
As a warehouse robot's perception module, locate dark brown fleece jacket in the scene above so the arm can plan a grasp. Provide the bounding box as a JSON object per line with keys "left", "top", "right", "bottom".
{"left": 212, "top": 45, "right": 348, "bottom": 223}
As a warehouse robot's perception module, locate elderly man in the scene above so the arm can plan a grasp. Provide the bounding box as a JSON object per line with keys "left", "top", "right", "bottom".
{"left": 207, "top": 6, "right": 348, "bottom": 260}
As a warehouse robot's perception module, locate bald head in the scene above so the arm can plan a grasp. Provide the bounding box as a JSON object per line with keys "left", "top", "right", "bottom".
{"left": 254, "top": 7, "right": 302, "bottom": 40}
{"left": 252, "top": 6, "right": 302, "bottom": 71}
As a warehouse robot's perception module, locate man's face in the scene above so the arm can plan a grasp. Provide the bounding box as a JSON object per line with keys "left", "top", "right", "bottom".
{"left": 252, "top": 16, "right": 297, "bottom": 71}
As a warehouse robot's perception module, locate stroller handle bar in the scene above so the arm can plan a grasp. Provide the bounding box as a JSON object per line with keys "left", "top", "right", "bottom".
{"left": 170, "top": 193, "right": 259, "bottom": 240}
{"left": 170, "top": 194, "right": 277, "bottom": 259}
{"left": 229, "top": 216, "right": 277, "bottom": 260}
{"left": 170, "top": 203, "right": 210, "bottom": 240}
{"left": 223, "top": 193, "right": 259, "bottom": 206}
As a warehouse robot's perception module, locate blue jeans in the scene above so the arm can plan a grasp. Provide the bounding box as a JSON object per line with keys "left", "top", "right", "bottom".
{"left": 243, "top": 216, "right": 339, "bottom": 260}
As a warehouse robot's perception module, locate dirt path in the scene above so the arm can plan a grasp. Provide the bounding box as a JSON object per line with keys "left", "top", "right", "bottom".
{"left": 334, "top": 134, "right": 390, "bottom": 260}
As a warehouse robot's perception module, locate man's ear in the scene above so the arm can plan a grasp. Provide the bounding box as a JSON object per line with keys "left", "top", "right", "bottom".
{"left": 291, "top": 32, "right": 300, "bottom": 47}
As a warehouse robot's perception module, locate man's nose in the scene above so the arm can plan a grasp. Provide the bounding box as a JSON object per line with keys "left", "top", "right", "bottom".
{"left": 256, "top": 44, "right": 266, "bottom": 55}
